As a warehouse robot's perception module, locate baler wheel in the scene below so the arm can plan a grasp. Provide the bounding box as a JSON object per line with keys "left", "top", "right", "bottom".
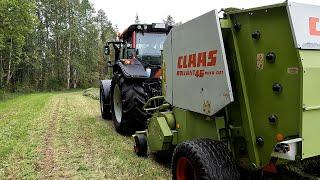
{"left": 111, "top": 73, "right": 148, "bottom": 135}
{"left": 134, "top": 134, "right": 148, "bottom": 157}
{"left": 176, "top": 157, "right": 196, "bottom": 180}
{"left": 172, "top": 139, "right": 240, "bottom": 180}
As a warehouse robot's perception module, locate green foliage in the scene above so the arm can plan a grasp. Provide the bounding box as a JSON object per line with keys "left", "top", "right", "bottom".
{"left": 0, "top": 0, "right": 117, "bottom": 92}
{"left": 47, "top": 78, "right": 65, "bottom": 91}
{"left": 0, "top": 34, "right": 4, "bottom": 50}
{"left": 0, "top": 0, "right": 36, "bottom": 90}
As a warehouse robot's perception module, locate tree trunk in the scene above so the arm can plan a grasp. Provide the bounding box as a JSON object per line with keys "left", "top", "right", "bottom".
{"left": 6, "top": 38, "right": 13, "bottom": 85}
{"left": 72, "top": 69, "right": 77, "bottom": 89}
{"left": 66, "top": 51, "right": 70, "bottom": 89}
{"left": 66, "top": 32, "right": 71, "bottom": 89}
{"left": 0, "top": 55, "right": 3, "bottom": 86}
{"left": 66, "top": 5, "right": 72, "bottom": 89}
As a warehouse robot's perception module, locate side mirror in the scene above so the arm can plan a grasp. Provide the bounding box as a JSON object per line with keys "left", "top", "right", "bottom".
{"left": 107, "top": 60, "right": 113, "bottom": 67}
{"left": 136, "top": 49, "right": 139, "bottom": 55}
{"left": 104, "top": 45, "right": 110, "bottom": 55}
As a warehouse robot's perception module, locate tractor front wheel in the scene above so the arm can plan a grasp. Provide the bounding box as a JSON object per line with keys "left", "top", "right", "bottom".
{"left": 172, "top": 139, "right": 240, "bottom": 180}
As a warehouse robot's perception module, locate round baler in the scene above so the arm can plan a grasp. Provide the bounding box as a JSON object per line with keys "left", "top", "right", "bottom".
{"left": 133, "top": 2, "right": 320, "bottom": 179}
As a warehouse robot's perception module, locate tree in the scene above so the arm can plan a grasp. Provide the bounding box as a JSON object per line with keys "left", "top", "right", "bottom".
{"left": 0, "top": 0, "right": 36, "bottom": 87}
{"left": 135, "top": 13, "right": 140, "bottom": 24}
{"left": 97, "top": 9, "right": 116, "bottom": 43}
{"left": 0, "top": 0, "right": 117, "bottom": 92}
{"left": 96, "top": 9, "right": 117, "bottom": 80}
{"left": 163, "top": 15, "right": 175, "bottom": 26}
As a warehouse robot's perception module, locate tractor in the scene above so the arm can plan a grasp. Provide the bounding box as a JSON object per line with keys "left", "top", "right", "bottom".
{"left": 100, "top": 23, "right": 172, "bottom": 135}
{"left": 133, "top": 2, "right": 320, "bottom": 179}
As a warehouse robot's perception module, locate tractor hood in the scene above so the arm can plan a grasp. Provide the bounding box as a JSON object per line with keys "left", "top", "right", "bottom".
{"left": 116, "top": 58, "right": 149, "bottom": 78}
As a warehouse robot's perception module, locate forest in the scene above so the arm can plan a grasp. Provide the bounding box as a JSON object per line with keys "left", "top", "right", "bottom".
{"left": 0, "top": 0, "right": 117, "bottom": 92}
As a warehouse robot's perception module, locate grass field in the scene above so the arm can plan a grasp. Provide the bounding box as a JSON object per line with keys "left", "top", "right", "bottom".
{"left": 0, "top": 91, "right": 171, "bottom": 179}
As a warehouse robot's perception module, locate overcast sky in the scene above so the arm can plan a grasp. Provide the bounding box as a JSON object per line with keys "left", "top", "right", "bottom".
{"left": 90, "top": 0, "right": 320, "bottom": 32}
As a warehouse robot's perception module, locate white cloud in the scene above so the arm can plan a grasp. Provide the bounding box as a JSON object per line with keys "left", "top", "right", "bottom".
{"left": 90, "top": 0, "right": 320, "bottom": 32}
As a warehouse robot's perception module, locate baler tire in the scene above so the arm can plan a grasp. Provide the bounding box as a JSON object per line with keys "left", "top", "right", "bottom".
{"left": 172, "top": 139, "right": 240, "bottom": 180}
{"left": 100, "top": 84, "right": 111, "bottom": 120}
{"left": 111, "top": 74, "right": 148, "bottom": 135}
{"left": 134, "top": 134, "right": 148, "bottom": 157}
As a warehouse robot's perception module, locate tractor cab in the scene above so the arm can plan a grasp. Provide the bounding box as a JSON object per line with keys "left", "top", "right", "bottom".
{"left": 120, "top": 23, "right": 171, "bottom": 66}
{"left": 105, "top": 23, "right": 172, "bottom": 70}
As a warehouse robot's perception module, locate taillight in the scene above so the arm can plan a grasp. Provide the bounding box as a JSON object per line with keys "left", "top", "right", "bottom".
{"left": 154, "top": 69, "right": 162, "bottom": 78}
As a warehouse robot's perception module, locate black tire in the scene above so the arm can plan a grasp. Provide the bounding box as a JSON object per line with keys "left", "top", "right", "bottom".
{"left": 153, "top": 147, "right": 175, "bottom": 166}
{"left": 111, "top": 73, "right": 148, "bottom": 135}
{"left": 100, "top": 84, "right": 111, "bottom": 120}
{"left": 172, "top": 139, "right": 240, "bottom": 180}
{"left": 134, "top": 134, "right": 148, "bottom": 157}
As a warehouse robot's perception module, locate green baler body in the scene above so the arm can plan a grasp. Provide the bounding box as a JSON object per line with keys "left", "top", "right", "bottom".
{"left": 227, "top": 4, "right": 302, "bottom": 167}
{"left": 300, "top": 50, "right": 320, "bottom": 158}
{"left": 143, "top": 2, "right": 320, "bottom": 169}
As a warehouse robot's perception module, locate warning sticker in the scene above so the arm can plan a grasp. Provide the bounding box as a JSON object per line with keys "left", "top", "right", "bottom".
{"left": 203, "top": 100, "right": 212, "bottom": 115}
{"left": 287, "top": 67, "right": 299, "bottom": 74}
{"left": 256, "top": 53, "right": 264, "bottom": 70}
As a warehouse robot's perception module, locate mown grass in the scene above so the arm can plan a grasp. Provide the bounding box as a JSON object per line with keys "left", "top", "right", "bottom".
{"left": 82, "top": 87, "right": 99, "bottom": 100}
{"left": 0, "top": 93, "right": 55, "bottom": 178}
{"left": 0, "top": 91, "right": 170, "bottom": 179}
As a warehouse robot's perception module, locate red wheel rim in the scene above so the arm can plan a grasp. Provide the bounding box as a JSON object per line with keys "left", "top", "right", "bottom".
{"left": 134, "top": 145, "right": 139, "bottom": 153}
{"left": 176, "top": 157, "right": 196, "bottom": 180}
{"left": 134, "top": 139, "right": 140, "bottom": 154}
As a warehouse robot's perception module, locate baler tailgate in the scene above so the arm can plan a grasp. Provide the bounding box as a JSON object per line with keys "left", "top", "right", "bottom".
{"left": 163, "top": 10, "right": 233, "bottom": 116}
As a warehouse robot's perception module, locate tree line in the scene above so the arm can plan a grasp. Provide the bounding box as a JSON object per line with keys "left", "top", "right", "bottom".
{"left": 135, "top": 14, "right": 181, "bottom": 26}
{"left": 0, "top": 0, "right": 116, "bottom": 92}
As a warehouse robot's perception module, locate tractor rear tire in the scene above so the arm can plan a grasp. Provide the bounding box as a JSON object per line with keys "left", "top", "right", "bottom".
{"left": 172, "top": 139, "right": 240, "bottom": 180}
{"left": 111, "top": 74, "right": 148, "bottom": 135}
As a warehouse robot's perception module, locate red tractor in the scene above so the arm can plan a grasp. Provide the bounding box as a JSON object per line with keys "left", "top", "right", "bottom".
{"left": 100, "top": 23, "right": 172, "bottom": 135}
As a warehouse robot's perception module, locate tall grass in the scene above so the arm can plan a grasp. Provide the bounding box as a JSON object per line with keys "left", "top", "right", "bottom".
{"left": 0, "top": 89, "right": 21, "bottom": 102}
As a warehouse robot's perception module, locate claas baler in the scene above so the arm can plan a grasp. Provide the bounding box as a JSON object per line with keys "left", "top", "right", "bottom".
{"left": 133, "top": 1, "right": 320, "bottom": 179}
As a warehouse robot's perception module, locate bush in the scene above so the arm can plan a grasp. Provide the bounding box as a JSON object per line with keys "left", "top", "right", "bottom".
{"left": 47, "top": 78, "right": 65, "bottom": 91}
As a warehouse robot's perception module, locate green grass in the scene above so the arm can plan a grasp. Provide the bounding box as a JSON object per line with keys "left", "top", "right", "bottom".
{"left": 0, "top": 90, "right": 22, "bottom": 102}
{"left": 0, "top": 91, "right": 170, "bottom": 179}
{"left": 0, "top": 93, "right": 55, "bottom": 178}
